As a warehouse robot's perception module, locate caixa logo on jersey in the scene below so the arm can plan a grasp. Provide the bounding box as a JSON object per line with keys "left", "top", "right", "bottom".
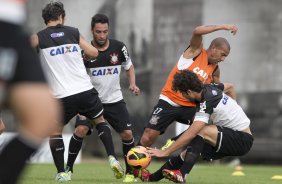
{"left": 50, "top": 45, "right": 79, "bottom": 56}
{"left": 193, "top": 67, "right": 208, "bottom": 81}
{"left": 92, "top": 67, "right": 119, "bottom": 76}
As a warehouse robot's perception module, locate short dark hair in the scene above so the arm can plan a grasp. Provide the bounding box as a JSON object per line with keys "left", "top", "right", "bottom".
{"left": 42, "top": 1, "right": 65, "bottom": 25}
{"left": 209, "top": 37, "right": 230, "bottom": 50}
{"left": 91, "top": 14, "right": 109, "bottom": 29}
{"left": 172, "top": 70, "right": 203, "bottom": 93}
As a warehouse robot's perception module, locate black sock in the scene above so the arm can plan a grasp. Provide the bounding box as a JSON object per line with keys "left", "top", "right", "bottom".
{"left": 0, "top": 136, "right": 38, "bottom": 184}
{"left": 149, "top": 155, "right": 183, "bottom": 181}
{"left": 96, "top": 122, "right": 115, "bottom": 157}
{"left": 49, "top": 135, "right": 65, "bottom": 173}
{"left": 122, "top": 138, "right": 135, "bottom": 174}
{"left": 66, "top": 134, "right": 83, "bottom": 172}
{"left": 180, "top": 135, "right": 204, "bottom": 176}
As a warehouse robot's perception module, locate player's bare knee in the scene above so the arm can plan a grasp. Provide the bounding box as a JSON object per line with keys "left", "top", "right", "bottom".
{"left": 120, "top": 130, "right": 133, "bottom": 140}
{"left": 74, "top": 125, "right": 89, "bottom": 137}
{"left": 140, "top": 133, "right": 155, "bottom": 147}
{"left": 198, "top": 127, "right": 208, "bottom": 138}
{"left": 140, "top": 128, "right": 159, "bottom": 147}
{"left": 199, "top": 125, "right": 218, "bottom": 146}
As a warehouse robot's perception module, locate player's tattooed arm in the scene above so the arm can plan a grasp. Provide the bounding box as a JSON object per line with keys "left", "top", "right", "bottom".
{"left": 193, "top": 24, "right": 238, "bottom": 36}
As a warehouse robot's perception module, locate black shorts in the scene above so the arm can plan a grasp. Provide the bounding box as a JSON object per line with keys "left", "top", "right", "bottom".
{"left": 201, "top": 126, "right": 254, "bottom": 161}
{"left": 61, "top": 88, "right": 103, "bottom": 126}
{"left": 103, "top": 100, "right": 131, "bottom": 133}
{"left": 146, "top": 99, "right": 196, "bottom": 134}
{"left": 75, "top": 99, "right": 131, "bottom": 133}
{"left": 0, "top": 21, "right": 46, "bottom": 84}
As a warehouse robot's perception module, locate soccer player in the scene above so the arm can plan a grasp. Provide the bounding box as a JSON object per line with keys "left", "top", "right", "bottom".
{"left": 0, "top": 0, "right": 60, "bottom": 183}
{"left": 72, "top": 13, "right": 140, "bottom": 182}
{"left": 31, "top": 2, "right": 123, "bottom": 181}
{"left": 141, "top": 70, "right": 253, "bottom": 183}
{"left": 138, "top": 24, "right": 238, "bottom": 148}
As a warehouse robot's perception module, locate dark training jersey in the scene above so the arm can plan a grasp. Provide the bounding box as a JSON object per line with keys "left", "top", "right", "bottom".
{"left": 37, "top": 25, "right": 93, "bottom": 98}
{"left": 85, "top": 39, "right": 132, "bottom": 103}
{"left": 0, "top": 20, "right": 46, "bottom": 106}
{"left": 0, "top": 22, "right": 46, "bottom": 85}
{"left": 194, "top": 84, "right": 250, "bottom": 131}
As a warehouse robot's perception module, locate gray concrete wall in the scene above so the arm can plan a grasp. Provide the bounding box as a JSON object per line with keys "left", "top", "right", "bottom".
{"left": 203, "top": 0, "right": 282, "bottom": 93}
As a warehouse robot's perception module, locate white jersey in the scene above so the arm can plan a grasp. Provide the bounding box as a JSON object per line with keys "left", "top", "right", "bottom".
{"left": 85, "top": 39, "right": 132, "bottom": 103}
{"left": 194, "top": 84, "right": 250, "bottom": 131}
{"left": 37, "top": 25, "right": 93, "bottom": 98}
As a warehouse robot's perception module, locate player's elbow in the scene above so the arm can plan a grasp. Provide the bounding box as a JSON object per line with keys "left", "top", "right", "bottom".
{"left": 87, "top": 47, "right": 98, "bottom": 58}
{"left": 193, "top": 26, "right": 204, "bottom": 35}
{"left": 224, "top": 83, "right": 235, "bottom": 92}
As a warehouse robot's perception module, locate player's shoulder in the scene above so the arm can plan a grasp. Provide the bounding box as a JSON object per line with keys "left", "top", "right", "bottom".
{"left": 61, "top": 25, "right": 79, "bottom": 33}
{"left": 203, "top": 85, "right": 223, "bottom": 99}
{"left": 109, "top": 39, "right": 126, "bottom": 48}
{"left": 38, "top": 25, "right": 78, "bottom": 34}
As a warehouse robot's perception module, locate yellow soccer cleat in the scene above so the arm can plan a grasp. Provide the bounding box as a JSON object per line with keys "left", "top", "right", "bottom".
{"left": 271, "top": 175, "right": 282, "bottom": 180}
{"left": 232, "top": 165, "right": 245, "bottom": 176}
{"left": 123, "top": 174, "right": 137, "bottom": 182}
{"left": 109, "top": 155, "right": 124, "bottom": 179}
{"left": 161, "top": 139, "right": 175, "bottom": 150}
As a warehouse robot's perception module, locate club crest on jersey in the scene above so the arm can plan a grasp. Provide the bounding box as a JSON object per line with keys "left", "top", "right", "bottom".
{"left": 149, "top": 115, "right": 159, "bottom": 125}
{"left": 212, "top": 90, "right": 218, "bottom": 96}
{"left": 50, "top": 45, "right": 79, "bottom": 56}
{"left": 110, "top": 53, "right": 119, "bottom": 64}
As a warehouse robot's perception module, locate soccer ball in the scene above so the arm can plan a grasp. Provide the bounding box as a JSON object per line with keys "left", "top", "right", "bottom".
{"left": 126, "top": 146, "right": 151, "bottom": 169}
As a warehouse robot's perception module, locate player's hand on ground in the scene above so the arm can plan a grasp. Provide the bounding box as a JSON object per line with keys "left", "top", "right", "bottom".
{"left": 223, "top": 24, "right": 238, "bottom": 35}
{"left": 129, "top": 85, "right": 140, "bottom": 96}
{"left": 146, "top": 147, "right": 168, "bottom": 158}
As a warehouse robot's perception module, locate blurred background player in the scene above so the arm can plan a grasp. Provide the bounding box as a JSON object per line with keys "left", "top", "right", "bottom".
{"left": 143, "top": 70, "right": 253, "bottom": 182}
{"left": 74, "top": 13, "right": 140, "bottom": 182}
{"left": 0, "top": 0, "right": 60, "bottom": 183}
{"left": 138, "top": 24, "right": 238, "bottom": 149}
{"left": 31, "top": 2, "right": 123, "bottom": 181}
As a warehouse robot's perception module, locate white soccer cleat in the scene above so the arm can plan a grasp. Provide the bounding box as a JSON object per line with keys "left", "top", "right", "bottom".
{"left": 55, "top": 172, "right": 70, "bottom": 182}
{"left": 108, "top": 155, "right": 124, "bottom": 179}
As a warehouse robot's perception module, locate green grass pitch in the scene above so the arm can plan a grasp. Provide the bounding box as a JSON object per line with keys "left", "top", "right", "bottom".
{"left": 20, "top": 161, "right": 282, "bottom": 184}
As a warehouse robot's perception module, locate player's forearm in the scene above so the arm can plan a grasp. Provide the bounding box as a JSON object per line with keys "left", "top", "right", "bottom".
{"left": 193, "top": 25, "right": 228, "bottom": 35}
{"left": 164, "top": 121, "right": 205, "bottom": 156}
{"left": 164, "top": 130, "right": 196, "bottom": 156}
{"left": 224, "top": 83, "right": 237, "bottom": 100}
{"left": 126, "top": 65, "right": 136, "bottom": 86}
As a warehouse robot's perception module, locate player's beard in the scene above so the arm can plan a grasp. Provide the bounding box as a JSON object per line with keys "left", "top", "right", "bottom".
{"left": 95, "top": 39, "right": 106, "bottom": 47}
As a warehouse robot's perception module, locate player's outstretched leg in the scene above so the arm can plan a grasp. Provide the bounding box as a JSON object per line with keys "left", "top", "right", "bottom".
{"left": 121, "top": 136, "right": 135, "bottom": 182}
{"left": 162, "top": 169, "right": 186, "bottom": 183}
